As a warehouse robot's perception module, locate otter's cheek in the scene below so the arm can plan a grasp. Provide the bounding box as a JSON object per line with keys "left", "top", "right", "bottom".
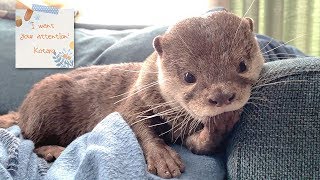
{"left": 187, "top": 103, "right": 215, "bottom": 118}
{"left": 182, "top": 99, "right": 201, "bottom": 117}
{"left": 232, "top": 91, "right": 251, "bottom": 109}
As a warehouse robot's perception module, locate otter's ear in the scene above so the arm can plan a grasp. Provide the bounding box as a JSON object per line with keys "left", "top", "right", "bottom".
{"left": 218, "top": 7, "right": 228, "bottom": 12}
{"left": 245, "top": 17, "right": 254, "bottom": 31}
{"left": 153, "top": 36, "right": 163, "bottom": 55}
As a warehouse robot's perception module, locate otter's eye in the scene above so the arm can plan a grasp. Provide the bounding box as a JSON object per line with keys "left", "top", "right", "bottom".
{"left": 239, "top": 61, "right": 247, "bottom": 73}
{"left": 184, "top": 72, "right": 196, "bottom": 83}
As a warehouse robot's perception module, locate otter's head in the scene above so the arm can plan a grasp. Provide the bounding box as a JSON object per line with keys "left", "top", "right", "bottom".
{"left": 153, "top": 11, "right": 264, "bottom": 122}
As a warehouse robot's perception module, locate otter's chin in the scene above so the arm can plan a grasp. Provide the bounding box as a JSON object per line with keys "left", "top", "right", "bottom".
{"left": 195, "top": 105, "right": 239, "bottom": 118}
{"left": 191, "top": 101, "right": 248, "bottom": 123}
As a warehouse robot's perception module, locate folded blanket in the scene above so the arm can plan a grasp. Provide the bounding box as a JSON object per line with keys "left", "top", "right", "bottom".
{"left": 0, "top": 112, "right": 225, "bottom": 180}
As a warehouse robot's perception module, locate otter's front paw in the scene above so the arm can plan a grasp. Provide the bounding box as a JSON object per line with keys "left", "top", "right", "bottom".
{"left": 0, "top": 112, "right": 19, "bottom": 128}
{"left": 144, "top": 142, "right": 185, "bottom": 179}
{"left": 185, "top": 128, "right": 219, "bottom": 155}
{"left": 34, "top": 145, "right": 65, "bottom": 162}
{"left": 186, "top": 110, "right": 242, "bottom": 154}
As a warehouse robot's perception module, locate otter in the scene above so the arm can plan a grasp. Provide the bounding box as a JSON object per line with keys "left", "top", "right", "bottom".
{"left": 0, "top": 11, "right": 264, "bottom": 178}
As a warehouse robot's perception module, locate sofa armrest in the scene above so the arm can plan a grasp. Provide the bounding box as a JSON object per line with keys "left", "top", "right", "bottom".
{"left": 227, "top": 57, "right": 320, "bottom": 179}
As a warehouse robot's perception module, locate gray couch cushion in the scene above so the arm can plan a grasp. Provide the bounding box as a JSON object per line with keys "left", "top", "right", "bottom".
{"left": 227, "top": 57, "right": 320, "bottom": 179}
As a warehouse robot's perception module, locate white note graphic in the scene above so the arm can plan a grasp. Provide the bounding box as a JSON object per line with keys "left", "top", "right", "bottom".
{"left": 16, "top": 5, "right": 74, "bottom": 68}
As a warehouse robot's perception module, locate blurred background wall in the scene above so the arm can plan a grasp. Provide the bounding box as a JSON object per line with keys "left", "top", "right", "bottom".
{"left": 209, "top": 0, "right": 320, "bottom": 56}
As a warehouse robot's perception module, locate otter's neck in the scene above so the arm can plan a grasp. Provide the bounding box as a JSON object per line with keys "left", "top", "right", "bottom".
{"left": 135, "top": 52, "right": 164, "bottom": 106}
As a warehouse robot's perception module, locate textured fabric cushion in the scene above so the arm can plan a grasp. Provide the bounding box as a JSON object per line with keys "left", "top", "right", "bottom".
{"left": 227, "top": 57, "right": 320, "bottom": 179}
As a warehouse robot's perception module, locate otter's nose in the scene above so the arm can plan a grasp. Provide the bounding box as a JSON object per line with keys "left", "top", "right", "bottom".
{"left": 208, "top": 93, "right": 236, "bottom": 107}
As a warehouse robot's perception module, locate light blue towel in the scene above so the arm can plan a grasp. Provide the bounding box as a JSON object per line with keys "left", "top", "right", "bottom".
{"left": 0, "top": 126, "right": 48, "bottom": 180}
{"left": 0, "top": 112, "right": 225, "bottom": 180}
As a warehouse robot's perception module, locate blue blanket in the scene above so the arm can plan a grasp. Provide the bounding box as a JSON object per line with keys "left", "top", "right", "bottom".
{"left": 0, "top": 112, "right": 225, "bottom": 180}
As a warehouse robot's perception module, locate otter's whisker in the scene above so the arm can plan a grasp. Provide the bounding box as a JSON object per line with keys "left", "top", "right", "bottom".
{"left": 232, "top": 0, "right": 256, "bottom": 44}
{"left": 140, "top": 100, "right": 176, "bottom": 108}
{"left": 110, "top": 81, "right": 158, "bottom": 99}
{"left": 253, "top": 80, "right": 307, "bottom": 90}
{"left": 170, "top": 110, "right": 186, "bottom": 132}
{"left": 260, "top": 38, "right": 274, "bottom": 52}
{"left": 192, "top": 120, "right": 202, "bottom": 135}
{"left": 109, "top": 91, "right": 131, "bottom": 99}
{"left": 245, "top": 101, "right": 262, "bottom": 110}
{"left": 250, "top": 91, "right": 267, "bottom": 96}
{"left": 262, "top": 56, "right": 305, "bottom": 61}
{"left": 248, "top": 98, "right": 271, "bottom": 106}
{"left": 135, "top": 100, "right": 176, "bottom": 116}
{"left": 180, "top": 116, "right": 192, "bottom": 142}
{"left": 151, "top": 106, "right": 182, "bottom": 116}
{"left": 114, "top": 81, "right": 159, "bottom": 104}
{"left": 111, "top": 81, "right": 159, "bottom": 99}
{"left": 181, "top": 116, "right": 193, "bottom": 144}
{"left": 159, "top": 119, "right": 185, "bottom": 137}
{"left": 262, "top": 53, "right": 306, "bottom": 57}
{"left": 181, "top": 114, "right": 193, "bottom": 138}
{"left": 249, "top": 96, "right": 273, "bottom": 104}
{"left": 176, "top": 33, "right": 194, "bottom": 57}
{"left": 182, "top": 117, "right": 192, "bottom": 141}
{"left": 149, "top": 116, "right": 180, "bottom": 128}
{"left": 112, "top": 67, "right": 158, "bottom": 74}
{"left": 188, "top": 117, "right": 201, "bottom": 136}
{"left": 187, "top": 117, "right": 198, "bottom": 135}
{"left": 256, "top": 72, "right": 308, "bottom": 86}
{"left": 133, "top": 106, "right": 182, "bottom": 126}
{"left": 250, "top": 101, "right": 272, "bottom": 109}
{"left": 254, "top": 62, "right": 283, "bottom": 85}
{"left": 136, "top": 106, "right": 181, "bottom": 121}
{"left": 262, "top": 34, "right": 307, "bottom": 55}
{"left": 262, "top": 56, "right": 302, "bottom": 61}
{"left": 172, "top": 109, "right": 188, "bottom": 141}
{"left": 173, "top": 114, "right": 191, "bottom": 144}
{"left": 242, "top": 107, "right": 252, "bottom": 117}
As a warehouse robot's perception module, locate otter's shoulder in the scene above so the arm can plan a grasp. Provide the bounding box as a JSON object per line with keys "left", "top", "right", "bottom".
{"left": 65, "top": 62, "right": 143, "bottom": 77}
